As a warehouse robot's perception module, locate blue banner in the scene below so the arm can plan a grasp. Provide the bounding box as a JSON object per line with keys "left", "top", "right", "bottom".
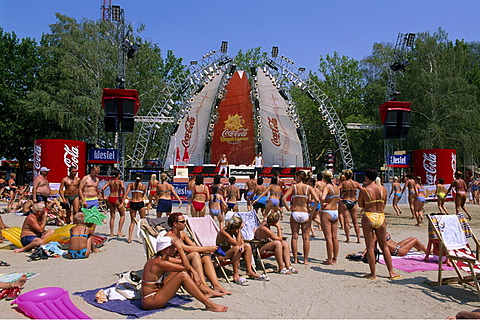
{"left": 387, "top": 154, "right": 410, "bottom": 167}
{"left": 88, "top": 149, "right": 118, "bottom": 164}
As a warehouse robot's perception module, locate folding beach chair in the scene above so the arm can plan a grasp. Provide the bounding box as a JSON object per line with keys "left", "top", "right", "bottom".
{"left": 185, "top": 216, "right": 230, "bottom": 282}
{"left": 427, "top": 213, "right": 480, "bottom": 298}
{"left": 234, "top": 210, "right": 275, "bottom": 275}
{"left": 135, "top": 217, "right": 168, "bottom": 261}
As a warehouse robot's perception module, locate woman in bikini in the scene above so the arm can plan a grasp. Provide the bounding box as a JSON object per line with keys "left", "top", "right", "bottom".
{"left": 435, "top": 177, "right": 449, "bottom": 214}
{"left": 447, "top": 171, "right": 472, "bottom": 220}
{"left": 413, "top": 176, "right": 426, "bottom": 226}
{"left": 147, "top": 174, "right": 159, "bottom": 212}
{"left": 224, "top": 177, "right": 240, "bottom": 212}
{"left": 251, "top": 177, "right": 268, "bottom": 218}
{"left": 338, "top": 169, "right": 362, "bottom": 243}
{"left": 191, "top": 174, "right": 209, "bottom": 217}
{"left": 7, "top": 173, "right": 17, "bottom": 213}
{"left": 308, "top": 178, "right": 322, "bottom": 238}
{"left": 165, "top": 212, "right": 231, "bottom": 296}
{"left": 385, "top": 232, "right": 427, "bottom": 257}
{"left": 101, "top": 170, "right": 126, "bottom": 237}
{"left": 319, "top": 170, "right": 340, "bottom": 265}
{"left": 358, "top": 168, "right": 400, "bottom": 280}
{"left": 209, "top": 185, "right": 227, "bottom": 228}
{"left": 389, "top": 176, "right": 403, "bottom": 216}
{"left": 125, "top": 173, "right": 147, "bottom": 243}
{"left": 282, "top": 170, "right": 319, "bottom": 265}
{"left": 401, "top": 172, "right": 416, "bottom": 219}
{"left": 254, "top": 211, "right": 297, "bottom": 274}
{"left": 156, "top": 172, "right": 182, "bottom": 218}
{"left": 252, "top": 176, "right": 282, "bottom": 219}
{"left": 141, "top": 236, "right": 228, "bottom": 312}
{"left": 68, "top": 212, "right": 98, "bottom": 259}
{"left": 186, "top": 176, "right": 196, "bottom": 215}
{"left": 216, "top": 216, "right": 265, "bottom": 286}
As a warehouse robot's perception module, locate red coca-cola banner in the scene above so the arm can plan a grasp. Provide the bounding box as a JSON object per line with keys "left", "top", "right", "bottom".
{"left": 413, "top": 149, "right": 456, "bottom": 185}
{"left": 210, "top": 71, "right": 255, "bottom": 165}
{"left": 34, "top": 139, "right": 87, "bottom": 183}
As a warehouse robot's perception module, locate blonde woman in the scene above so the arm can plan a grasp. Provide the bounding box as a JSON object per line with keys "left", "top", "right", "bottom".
{"left": 147, "top": 174, "right": 159, "bottom": 212}
{"left": 388, "top": 176, "right": 402, "bottom": 216}
{"left": 320, "top": 170, "right": 340, "bottom": 265}
{"left": 435, "top": 178, "right": 449, "bottom": 214}
{"left": 413, "top": 176, "right": 426, "bottom": 226}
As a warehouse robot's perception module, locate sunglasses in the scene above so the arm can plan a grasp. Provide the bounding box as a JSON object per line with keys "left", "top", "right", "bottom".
{"left": 177, "top": 220, "right": 186, "bottom": 224}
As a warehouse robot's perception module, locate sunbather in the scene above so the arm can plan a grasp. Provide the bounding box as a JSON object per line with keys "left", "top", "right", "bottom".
{"left": 386, "top": 232, "right": 426, "bottom": 257}
{"left": 68, "top": 212, "right": 98, "bottom": 259}
{"left": 452, "top": 309, "right": 480, "bottom": 319}
{"left": 0, "top": 273, "right": 27, "bottom": 301}
{"left": 165, "top": 212, "right": 231, "bottom": 295}
{"left": 254, "top": 211, "right": 297, "bottom": 274}
{"left": 216, "top": 216, "right": 265, "bottom": 285}
{"left": 141, "top": 236, "right": 228, "bottom": 312}
{"left": 13, "top": 203, "right": 55, "bottom": 253}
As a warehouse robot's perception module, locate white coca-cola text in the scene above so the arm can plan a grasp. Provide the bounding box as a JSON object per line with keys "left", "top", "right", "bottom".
{"left": 423, "top": 152, "right": 437, "bottom": 185}
{"left": 33, "top": 144, "right": 42, "bottom": 178}
{"left": 182, "top": 116, "right": 195, "bottom": 149}
{"left": 64, "top": 144, "right": 80, "bottom": 175}
{"left": 268, "top": 117, "right": 281, "bottom": 147}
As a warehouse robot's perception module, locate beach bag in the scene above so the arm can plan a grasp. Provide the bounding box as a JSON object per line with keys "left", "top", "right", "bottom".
{"left": 362, "top": 248, "right": 380, "bottom": 264}
{"left": 115, "top": 270, "right": 142, "bottom": 300}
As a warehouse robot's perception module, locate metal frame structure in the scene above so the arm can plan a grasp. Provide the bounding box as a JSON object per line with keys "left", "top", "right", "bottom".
{"left": 261, "top": 53, "right": 354, "bottom": 170}
{"left": 130, "top": 49, "right": 233, "bottom": 167}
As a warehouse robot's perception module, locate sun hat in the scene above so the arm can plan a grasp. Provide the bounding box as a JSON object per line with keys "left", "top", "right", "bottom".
{"left": 156, "top": 236, "right": 173, "bottom": 252}
{"left": 40, "top": 167, "right": 50, "bottom": 172}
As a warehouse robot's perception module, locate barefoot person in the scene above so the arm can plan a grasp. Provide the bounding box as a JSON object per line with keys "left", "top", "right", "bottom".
{"left": 254, "top": 211, "right": 297, "bottom": 274}
{"left": 156, "top": 172, "right": 182, "bottom": 218}
{"left": 320, "top": 170, "right": 340, "bottom": 265}
{"left": 13, "top": 203, "right": 55, "bottom": 253}
{"left": 389, "top": 176, "right": 403, "bottom": 216}
{"left": 33, "top": 167, "right": 51, "bottom": 204}
{"left": 209, "top": 185, "right": 227, "bottom": 229}
{"left": 79, "top": 166, "right": 101, "bottom": 209}
{"left": 0, "top": 273, "right": 27, "bottom": 301}
{"left": 141, "top": 236, "right": 228, "bottom": 312}
{"left": 435, "top": 178, "right": 449, "bottom": 214}
{"left": 68, "top": 212, "right": 99, "bottom": 259}
{"left": 338, "top": 169, "right": 362, "bottom": 243}
{"left": 59, "top": 166, "right": 81, "bottom": 224}
{"left": 6, "top": 173, "right": 17, "bottom": 212}
{"left": 385, "top": 232, "right": 427, "bottom": 257}
{"left": 358, "top": 168, "right": 400, "bottom": 280}
{"left": 413, "top": 176, "right": 426, "bottom": 226}
{"left": 125, "top": 173, "right": 147, "bottom": 243}
{"left": 401, "top": 172, "right": 416, "bottom": 219}
{"left": 244, "top": 174, "right": 257, "bottom": 211}
{"left": 282, "top": 170, "right": 319, "bottom": 265}
{"left": 447, "top": 171, "right": 472, "bottom": 220}
{"left": 224, "top": 177, "right": 240, "bottom": 212}
{"left": 147, "top": 174, "right": 159, "bottom": 212}
{"left": 191, "top": 174, "right": 209, "bottom": 217}
{"left": 217, "top": 154, "right": 229, "bottom": 177}
{"left": 252, "top": 176, "right": 283, "bottom": 219}
{"left": 165, "top": 212, "right": 231, "bottom": 296}
{"left": 101, "top": 170, "right": 126, "bottom": 237}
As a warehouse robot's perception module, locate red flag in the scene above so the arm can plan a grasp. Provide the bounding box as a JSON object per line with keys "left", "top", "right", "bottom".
{"left": 176, "top": 147, "right": 181, "bottom": 162}
{"left": 182, "top": 147, "right": 190, "bottom": 162}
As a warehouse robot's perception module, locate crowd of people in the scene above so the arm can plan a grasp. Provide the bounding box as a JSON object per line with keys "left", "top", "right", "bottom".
{"left": 3, "top": 163, "right": 477, "bottom": 316}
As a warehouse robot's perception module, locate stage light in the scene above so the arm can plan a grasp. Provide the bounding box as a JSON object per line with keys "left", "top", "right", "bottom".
{"left": 406, "top": 33, "right": 416, "bottom": 47}
{"left": 322, "top": 115, "right": 328, "bottom": 121}
{"left": 272, "top": 46, "right": 279, "bottom": 58}
{"left": 278, "top": 89, "right": 289, "bottom": 100}
{"left": 111, "top": 5, "right": 121, "bottom": 21}
{"left": 127, "top": 43, "right": 140, "bottom": 59}
{"left": 228, "top": 64, "right": 236, "bottom": 75}
{"left": 250, "top": 66, "right": 257, "bottom": 76}
{"left": 266, "top": 59, "right": 278, "bottom": 71}
{"left": 306, "top": 90, "right": 316, "bottom": 101}
{"left": 299, "top": 67, "right": 306, "bottom": 72}
{"left": 190, "top": 61, "right": 198, "bottom": 65}
{"left": 220, "top": 41, "right": 228, "bottom": 53}
{"left": 165, "top": 105, "right": 173, "bottom": 111}
{"left": 195, "top": 84, "right": 205, "bottom": 94}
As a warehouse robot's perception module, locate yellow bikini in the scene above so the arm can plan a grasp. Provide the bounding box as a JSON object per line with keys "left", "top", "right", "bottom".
{"left": 364, "top": 189, "right": 385, "bottom": 229}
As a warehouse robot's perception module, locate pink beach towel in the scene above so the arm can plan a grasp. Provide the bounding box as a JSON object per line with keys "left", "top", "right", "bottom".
{"left": 379, "top": 253, "right": 454, "bottom": 273}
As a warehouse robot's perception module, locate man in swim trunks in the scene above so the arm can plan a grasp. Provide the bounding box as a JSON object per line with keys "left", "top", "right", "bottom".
{"left": 79, "top": 166, "right": 101, "bottom": 209}
{"left": 59, "top": 166, "right": 81, "bottom": 224}
{"left": 13, "top": 203, "right": 55, "bottom": 253}
{"left": 358, "top": 168, "right": 400, "bottom": 280}
{"left": 33, "top": 167, "right": 51, "bottom": 204}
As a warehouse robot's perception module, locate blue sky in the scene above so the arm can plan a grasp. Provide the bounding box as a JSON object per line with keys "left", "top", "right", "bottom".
{"left": 1, "top": 1, "right": 479, "bottom": 72}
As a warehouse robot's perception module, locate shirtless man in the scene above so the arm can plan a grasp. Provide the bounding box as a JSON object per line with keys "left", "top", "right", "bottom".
{"left": 13, "top": 203, "right": 55, "bottom": 253}
{"left": 59, "top": 166, "right": 81, "bottom": 224}
{"left": 401, "top": 172, "right": 416, "bottom": 219}
{"left": 33, "top": 167, "right": 51, "bottom": 204}
{"left": 244, "top": 174, "right": 257, "bottom": 211}
{"left": 447, "top": 171, "right": 472, "bottom": 220}
{"left": 79, "top": 166, "right": 101, "bottom": 209}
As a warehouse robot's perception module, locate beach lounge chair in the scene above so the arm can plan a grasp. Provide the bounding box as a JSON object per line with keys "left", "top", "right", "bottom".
{"left": 185, "top": 215, "right": 230, "bottom": 282}
{"left": 135, "top": 217, "right": 168, "bottom": 261}
{"left": 234, "top": 210, "right": 275, "bottom": 275}
{"left": 426, "top": 213, "right": 480, "bottom": 297}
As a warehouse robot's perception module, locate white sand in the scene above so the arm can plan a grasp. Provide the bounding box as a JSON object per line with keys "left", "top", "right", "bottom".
{"left": 1, "top": 200, "right": 479, "bottom": 319}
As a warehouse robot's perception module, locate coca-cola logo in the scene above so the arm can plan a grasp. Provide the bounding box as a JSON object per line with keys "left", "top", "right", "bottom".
{"left": 33, "top": 144, "right": 42, "bottom": 178}
{"left": 451, "top": 152, "right": 457, "bottom": 181}
{"left": 268, "top": 117, "right": 281, "bottom": 146}
{"left": 182, "top": 116, "right": 195, "bottom": 149}
{"left": 220, "top": 128, "right": 249, "bottom": 144}
{"left": 64, "top": 144, "right": 80, "bottom": 176}
{"left": 423, "top": 152, "right": 437, "bottom": 185}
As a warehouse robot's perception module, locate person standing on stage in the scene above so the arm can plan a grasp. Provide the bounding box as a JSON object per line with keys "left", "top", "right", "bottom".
{"left": 217, "top": 154, "right": 229, "bottom": 178}
{"left": 33, "top": 168, "right": 51, "bottom": 204}
{"left": 59, "top": 166, "right": 81, "bottom": 224}
{"left": 251, "top": 152, "right": 264, "bottom": 178}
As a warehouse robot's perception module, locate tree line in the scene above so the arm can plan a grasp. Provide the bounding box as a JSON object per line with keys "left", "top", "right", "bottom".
{"left": 1, "top": 14, "right": 479, "bottom": 181}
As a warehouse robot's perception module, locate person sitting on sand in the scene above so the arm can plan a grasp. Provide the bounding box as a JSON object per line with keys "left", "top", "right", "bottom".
{"left": 385, "top": 233, "right": 427, "bottom": 256}
{"left": 254, "top": 211, "right": 297, "bottom": 274}
{"left": 68, "top": 212, "right": 99, "bottom": 259}
{"left": 165, "top": 212, "right": 231, "bottom": 296}
{"left": 13, "top": 203, "right": 55, "bottom": 253}
{"left": 0, "top": 273, "right": 27, "bottom": 300}
{"left": 358, "top": 168, "right": 400, "bottom": 280}
{"left": 141, "top": 236, "right": 228, "bottom": 312}
{"left": 216, "top": 216, "right": 266, "bottom": 285}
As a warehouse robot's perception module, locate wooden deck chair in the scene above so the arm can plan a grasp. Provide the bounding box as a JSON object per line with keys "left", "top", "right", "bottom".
{"left": 427, "top": 213, "right": 480, "bottom": 298}
{"left": 185, "top": 216, "right": 230, "bottom": 283}
{"left": 234, "top": 210, "right": 275, "bottom": 275}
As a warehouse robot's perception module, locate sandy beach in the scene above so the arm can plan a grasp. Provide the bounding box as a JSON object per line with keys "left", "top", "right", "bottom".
{"left": 1, "top": 199, "right": 479, "bottom": 319}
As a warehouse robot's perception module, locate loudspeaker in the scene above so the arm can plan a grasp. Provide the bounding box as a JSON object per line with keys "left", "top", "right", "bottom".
{"left": 383, "top": 110, "right": 411, "bottom": 139}
{"left": 104, "top": 99, "right": 119, "bottom": 132}
{"left": 121, "top": 99, "right": 135, "bottom": 132}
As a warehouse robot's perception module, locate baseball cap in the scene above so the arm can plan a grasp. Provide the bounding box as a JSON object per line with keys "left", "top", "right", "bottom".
{"left": 40, "top": 167, "right": 50, "bottom": 173}
{"left": 156, "top": 236, "right": 173, "bottom": 252}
